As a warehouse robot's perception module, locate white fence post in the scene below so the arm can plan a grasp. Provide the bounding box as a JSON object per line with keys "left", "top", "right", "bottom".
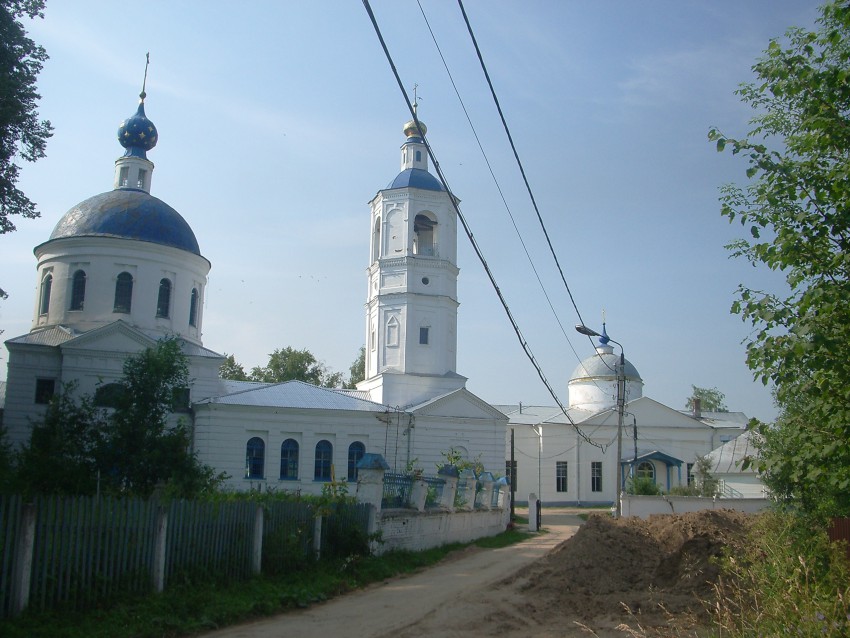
{"left": 152, "top": 506, "right": 168, "bottom": 593}
{"left": 252, "top": 506, "right": 264, "bottom": 575}
{"left": 356, "top": 453, "right": 389, "bottom": 513}
{"left": 10, "top": 503, "right": 36, "bottom": 617}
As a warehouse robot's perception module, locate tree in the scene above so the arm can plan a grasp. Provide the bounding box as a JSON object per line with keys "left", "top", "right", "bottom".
{"left": 685, "top": 385, "right": 728, "bottom": 412}
{"left": 344, "top": 346, "right": 365, "bottom": 389}
{"left": 709, "top": 2, "right": 850, "bottom": 517}
{"left": 250, "top": 346, "right": 343, "bottom": 388}
{"left": 0, "top": 0, "right": 53, "bottom": 298}
{"left": 98, "top": 337, "right": 223, "bottom": 497}
{"left": 14, "top": 382, "right": 106, "bottom": 496}
{"left": 219, "top": 353, "right": 249, "bottom": 381}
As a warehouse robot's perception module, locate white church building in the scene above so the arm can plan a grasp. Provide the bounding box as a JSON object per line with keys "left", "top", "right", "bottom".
{"left": 2, "top": 88, "right": 755, "bottom": 502}
{"left": 499, "top": 326, "right": 751, "bottom": 506}
{"left": 1, "top": 91, "right": 507, "bottom": 493}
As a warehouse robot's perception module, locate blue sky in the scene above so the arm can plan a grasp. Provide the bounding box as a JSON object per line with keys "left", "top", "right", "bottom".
{"left": 1, "top": 1, "right": 825, "bottom": 422}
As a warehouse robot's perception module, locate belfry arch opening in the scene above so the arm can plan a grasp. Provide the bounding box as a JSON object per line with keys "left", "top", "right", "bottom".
{"left": 413, "top": 213, "right": 437, "bottom": 256}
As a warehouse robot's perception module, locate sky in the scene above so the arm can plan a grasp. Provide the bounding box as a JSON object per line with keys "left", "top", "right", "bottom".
{"left": 0, "top": 1, "right": 826, "bottom": 423}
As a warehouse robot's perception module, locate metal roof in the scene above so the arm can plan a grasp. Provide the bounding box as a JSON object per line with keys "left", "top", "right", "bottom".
{"left": 5, "top": 326, "right": 76, "bottom": 347}
{"left": 196, "top": 380, "right": 393, "bottom": 412}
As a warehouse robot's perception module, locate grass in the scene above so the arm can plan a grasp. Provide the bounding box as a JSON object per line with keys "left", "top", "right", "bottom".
{"left": 0, "top": 527, "right": 534, "bottom": 638}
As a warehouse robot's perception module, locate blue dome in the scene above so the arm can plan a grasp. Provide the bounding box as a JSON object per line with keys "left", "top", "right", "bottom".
{"left": 118, "top": 101, "right": 158, "bottom": 158}
{"left": 47, "top": 190, "right": 201, "bottom": 255}
{"left": 387, "top": 168, "right": 444, "bottom": 192}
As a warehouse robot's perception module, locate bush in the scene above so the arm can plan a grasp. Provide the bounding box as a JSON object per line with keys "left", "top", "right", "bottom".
{"left": 711, "top": 512, "right": 850, "bottom": 637}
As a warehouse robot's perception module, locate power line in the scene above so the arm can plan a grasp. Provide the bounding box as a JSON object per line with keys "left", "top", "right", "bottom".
{"left": 361, "top": 0, "right": 603, "bottom": 451}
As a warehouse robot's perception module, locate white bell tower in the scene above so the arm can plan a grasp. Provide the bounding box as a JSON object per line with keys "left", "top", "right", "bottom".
{"left": 357, "top": 109, "right": 467, "bottom": 407}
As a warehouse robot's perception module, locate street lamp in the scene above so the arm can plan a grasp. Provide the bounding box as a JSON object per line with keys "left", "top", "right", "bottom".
{"left": 575, "top": 323, "right": 626, "bottom": 518}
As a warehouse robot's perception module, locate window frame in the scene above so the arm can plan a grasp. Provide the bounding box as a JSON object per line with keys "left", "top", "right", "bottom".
{"left": 591, "top": 461, "right": 603, "bottom": 493}
{"left": 347, "top": 441, "right": 365, "bottom": 481}
{"left": 113, "top": 271, "right": 133, "bottom": 314}
{"left": 34, "top": 378, "right": 56, "bottom": 405}
{"left": 39, "top": 273, "right": 53, "bottom": 316}
{"left": 245, "top": 437, "right": 266, "bottom": 480}
{"left": 189, "top": 288, "right": 199, "bottom": 327}
{"left": 156, "top": 278, "right": 172, "bottom": 318}
{"left": 280, "top": 439, "right": 299, "bottom": 480}
{"left": 69, "top": 270, "right": 86, "bottom": 311}
{"left": 314, "top": 440, "right": 333, "bottom": 482}
{"left": 556, "top": 461, "right": 568, "bottom": 492}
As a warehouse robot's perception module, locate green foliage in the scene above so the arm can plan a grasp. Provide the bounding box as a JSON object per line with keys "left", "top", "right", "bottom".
{"left": 625, "top": 476, "right": 661, "bottom": 495}
{"left": 0, "top": 424, "right": 18, "bottom": 492}
{"left": 344, "top": 345, "right": 366, "bottom": 389}
{"left": 685, "top": 385, "right": 728, "bottom": 412}
{"left": 711, "top": 512, "right": 850, "bottom": 637}
{"left": 14, "top": 382, "right": 106, "bottom": 496}
{"left": 694, "top": 454, "right": 719, "bottom": 497}
{"left": 0, "top": 0, "right": 53, "bottom": 298}
{"left": 218, "top": 353, "right": 248, "bottom": 381}
{"left": 437, "top": 446, "right": 484, "bottom": 475}
{"left": 249, "top": 346, "right": 343, "bottom": 388}
{"left": 709, "top": 2, "right": 850, "bottom": 517}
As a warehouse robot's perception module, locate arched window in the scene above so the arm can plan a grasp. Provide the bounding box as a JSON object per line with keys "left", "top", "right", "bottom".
{"left": 156, "top": 278, "right": 172, "bottom": 318}
{"left": 314, "top": 440, "right": 332, "bottom": 481}
{"left": 94, "top": 382, "right": 126, "bottom": 408}
{"left": 636, "top": 461, "right": 655, "bottom": 482}
{"left": 245, "top": 437, "right": 265, "bottom": 479}
{"left": 280, "top": 439, "right": 299, "bottom": 480}
{"left": 372, "top": 217, "right": 381, "bottom": 263}
{"left": 413, "top": 213, "right": 436, "bottom": 256}
{"left": 69, "top": 270, "right": 86, "bottom": 311}
{"left": 39, "top": 273, "right": 52, "bottom": 315}
{"left": 189, "top": 288, "right": 199, "bottom": 327}
{"left": 386, "top": 315, "right": 399, "bottom": 347}
{"left": 113, "top": 272, "right": 133, "bottom": 313}
{"left": 347, "top": 442, "right": 365, "bottom": 481}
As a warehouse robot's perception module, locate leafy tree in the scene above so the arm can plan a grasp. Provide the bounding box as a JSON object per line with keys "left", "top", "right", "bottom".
{"left": 0, "top": 0, "right": 53, "bottom": 298}
{"left": 219, "top": 353, "right": 249, "bottom": 381}
{"left": 14, "top": 382, "right": 106, "bottom": 496}
{"left": 250, "top": 346, "right": 343, "bottom": 388}
{"left": 685, "top": 385, "right": 728, "bottom": 412}
{"left": 0, "top": 425, "right": 17, "bottom": 493}
{"left": 344, "top": 346, "right": 366, "bottom": 389}
{"left": 709, "top": 1, "right": 850, "bottom": 517}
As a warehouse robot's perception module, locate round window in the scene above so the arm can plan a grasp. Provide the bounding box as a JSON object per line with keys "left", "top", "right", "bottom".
{"left": 422, "top": 277, "right": 430, "bottom": 285}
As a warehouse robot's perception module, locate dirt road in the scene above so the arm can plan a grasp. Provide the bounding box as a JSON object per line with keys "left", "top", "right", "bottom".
{"left": 201, "top": 510, "right": 584, "bottom": 638}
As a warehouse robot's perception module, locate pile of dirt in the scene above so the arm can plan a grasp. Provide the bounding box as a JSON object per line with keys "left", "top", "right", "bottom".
{"left": 508, "top": 510, "right": 753, "bottom": 635}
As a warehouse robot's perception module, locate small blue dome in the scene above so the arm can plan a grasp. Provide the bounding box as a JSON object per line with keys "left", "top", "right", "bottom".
{"left": 118, "top": 101, "right": 158, "bottom": 158}
{"left": 387, "top": 168, "right": 445, "bottom": 192}
{"left": 47, "top": 190, "right": 201, "bottom": 255}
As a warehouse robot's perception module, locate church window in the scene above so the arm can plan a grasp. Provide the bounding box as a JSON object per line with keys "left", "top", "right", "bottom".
{"left": 189, "top": 288, "right": 199, "bottom": 327}
{"left": 137, "top": 168, "right": 147, "bottom": 189}
{"left": 114, "top": 272, "right": 133, "bottom": 313}
{"left": 413, "top": 214, "right": 436, "bottom": 256}
{"left": 280, "top": 439, "right": 299, "bottom": 480}
{"left": 314, "top": 440, "right": 333, "bottom": 481}
{"left": 348, "top": 441, "right": 365, "bottom": 481}
{"left": 415, "top": 150, "right": 422, "bottom": 162}
{"left": 34, "top": 378, "right": 56, "bottom": 404}
{"left": 372, "top": 217, "right": 381, "bottom": 262}
{"left": 94, "top": 382, "right": 126, "bottom": 408}
{"left": 591, "top": 461, "right": 603, "bottom": 492}
{"left": 556, "top": 461, "right": 568, "bottom": 492}
{"left": 419, "top": 326, "right": 429, "bottom": 345}
{"left": 637, "top": 461, "right": 655, "bottom": 482}
{"left": 156, "top": 278, "right": 172, "bottom": 318}
{"left": 370, "top": 328, "right": 376, "bottom": 351}
{"left": 386, "top": 316, "right": 399, "bottom": 347}
{"left": 39, "top": 273, "right": 52, "bottom": 315}
{"left": 686, "top": 462, "right": 695, "bottom": 486}
{"left": 245, "top": 437, "right": 265, "bottom": 479}
{"left": 172, "top": 387, "right": 191, "bottom": 412}
{"left": 69, "top": 270, "right": 86, "bottom": 311}
{"left": 119, "top": 166, "right": 129, "bottom": 186}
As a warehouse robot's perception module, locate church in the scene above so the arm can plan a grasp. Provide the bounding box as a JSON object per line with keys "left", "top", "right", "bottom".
{"left": 1, "top": 88, "right": 755, "bottom": 503}
{"left": 1, "top": 90, "right": 507, "bottom": 493}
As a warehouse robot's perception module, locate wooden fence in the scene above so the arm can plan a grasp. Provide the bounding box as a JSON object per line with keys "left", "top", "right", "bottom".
{"left": 0, "top": 494, "right": 370, "bottom": 619}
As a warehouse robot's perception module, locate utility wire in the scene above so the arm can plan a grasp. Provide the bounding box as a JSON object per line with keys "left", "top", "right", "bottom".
{"left": 455, "top": 0, "right": 617, "bottom": 377}
{"left": 361, "top": 0, "right": 603, "bottom": 451}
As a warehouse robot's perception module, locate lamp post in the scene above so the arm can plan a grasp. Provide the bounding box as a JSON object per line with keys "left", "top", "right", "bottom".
{"left": 575, "top": 323, "right": 625, "bottom": 518}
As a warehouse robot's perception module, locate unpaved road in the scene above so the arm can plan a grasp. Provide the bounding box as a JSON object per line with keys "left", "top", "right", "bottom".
{"left": 201, "top": 510, "right": 584, "bottom": 638}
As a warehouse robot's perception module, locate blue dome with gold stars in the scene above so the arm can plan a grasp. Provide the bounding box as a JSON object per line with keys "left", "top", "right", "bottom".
{"left": 117, "top": 100, "right": 158, "bottom": 158}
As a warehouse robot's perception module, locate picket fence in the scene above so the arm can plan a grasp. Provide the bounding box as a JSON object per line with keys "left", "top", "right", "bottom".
{"left": 0, "top": 494, "right": 370, "bottom": 619}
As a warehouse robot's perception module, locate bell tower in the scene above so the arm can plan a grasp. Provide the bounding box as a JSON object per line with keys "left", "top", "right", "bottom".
{"left": 357, "top": 108, "right": 467, "bottom": 407}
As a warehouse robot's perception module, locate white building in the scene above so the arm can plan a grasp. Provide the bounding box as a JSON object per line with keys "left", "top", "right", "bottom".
{"left": 499, "top": 326, "right": 750, "bottom": 505}
{"left": 2, "top": 92, "right": 507, "bottom": 493}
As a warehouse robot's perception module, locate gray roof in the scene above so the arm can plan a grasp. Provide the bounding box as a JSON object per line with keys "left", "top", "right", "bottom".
{"left": 5, "top": 325, "right": 76, "bottom": 347}
{"left": 706, "top": 430, "right": 759, "bottom": 474}
{"left": 196, "top": 380, "right": 393, "bottom": 412}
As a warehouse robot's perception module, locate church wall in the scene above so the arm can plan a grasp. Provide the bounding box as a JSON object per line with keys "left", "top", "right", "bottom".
{"left": 33, "top": 237, "right": 209, "bottom": 345}
{"left": 3, "top": 345, "right": 62, "bottom": 447}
